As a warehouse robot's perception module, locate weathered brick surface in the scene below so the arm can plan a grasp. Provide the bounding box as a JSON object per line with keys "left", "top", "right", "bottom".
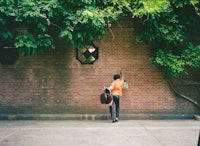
{"left": 0, "top": 17, "right": 199, "bottom": 115}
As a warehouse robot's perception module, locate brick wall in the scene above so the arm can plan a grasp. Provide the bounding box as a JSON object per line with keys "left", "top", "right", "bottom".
{"left": 0, "top": 17, "right": 199, "bottom": 115}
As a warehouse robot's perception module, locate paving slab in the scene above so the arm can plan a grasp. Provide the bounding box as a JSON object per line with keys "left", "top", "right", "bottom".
{"left": 0, "top": 120, "right": 199, "bottom": 146}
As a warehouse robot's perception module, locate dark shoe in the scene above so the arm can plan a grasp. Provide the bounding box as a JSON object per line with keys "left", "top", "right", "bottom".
{"left": 115, "top": 117, "right": 118, "bottom": 122}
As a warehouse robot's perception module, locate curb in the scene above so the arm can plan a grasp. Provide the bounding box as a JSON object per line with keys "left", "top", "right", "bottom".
{"left": 0, "top": 114, "right": 197, "bottom": 120}
{"left": 194, "top": 115, "right": 200, "bottom": 121}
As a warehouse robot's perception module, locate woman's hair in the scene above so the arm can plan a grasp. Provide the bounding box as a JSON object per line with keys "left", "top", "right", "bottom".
{"left": 113, "top": 74, "right": 120, "bottom": 80}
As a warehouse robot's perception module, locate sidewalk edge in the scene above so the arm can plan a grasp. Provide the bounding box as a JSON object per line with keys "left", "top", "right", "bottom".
{"left": 0, "top": 114, "right": 197, "bottom": 120}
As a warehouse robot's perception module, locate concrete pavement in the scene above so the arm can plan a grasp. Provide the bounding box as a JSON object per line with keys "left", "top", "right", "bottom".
{"left": 0, "top": 120, "right": 200, "bottom": 146}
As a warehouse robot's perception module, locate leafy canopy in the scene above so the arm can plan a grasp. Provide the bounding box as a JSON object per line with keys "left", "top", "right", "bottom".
{"left": 0, "top": 0, "right": 200, "bottom": 77}
{"left": 135, "top": 0, "right": 200, "bottom": 77}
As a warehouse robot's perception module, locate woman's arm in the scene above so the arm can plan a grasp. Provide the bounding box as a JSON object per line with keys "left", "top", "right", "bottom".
{"left": 120, "top": 69, "right": 124, "bottom": 81}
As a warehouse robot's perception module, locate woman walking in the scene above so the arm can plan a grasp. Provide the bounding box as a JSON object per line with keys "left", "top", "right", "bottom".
{"left": 109, "top": 69, "right": 124, "bottom": 123}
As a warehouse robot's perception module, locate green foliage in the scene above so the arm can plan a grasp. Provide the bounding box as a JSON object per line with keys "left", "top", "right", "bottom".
{"left": 15, "top": 33, "right": 54, "bottom": 56}
{"left": 0, "top": 0, "right": 200, "bottom": 78}
{"left": 0, "top": 0, "right": 15, "bottom": 40}
{"left": 0, "top": 0, "right": 121, "bottom": 54}
{"left": 132, "top": 0, "right": 169, "bottom": 17}
{"left": 182, "top": 43, "right": 200, "bottom": 68}
{"left": 153, "top": 49, "right": 185, "bottom": 77}
{"left": 60, "top": 6, "right": 106, "bottom": 48}
{"left": 135, "top": 0, "right": 200, "bottom": 77}
{"left": 153, "top": 43, "right": 200, "bottom": 77}
{"left": 136, "top": 6, "right": 187, "bottom": 45}
{"left": 0, "top": 0, "right": 16, "bottom": 17}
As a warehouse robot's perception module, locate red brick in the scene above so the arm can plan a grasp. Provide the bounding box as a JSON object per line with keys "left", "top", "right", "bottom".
{"left": 0, "top": 17, "right": 198, "bottom": 115}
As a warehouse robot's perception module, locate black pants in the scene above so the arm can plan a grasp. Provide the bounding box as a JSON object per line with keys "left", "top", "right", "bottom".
{"left": 109, "top": 94, "right": 120, "bottom": 121}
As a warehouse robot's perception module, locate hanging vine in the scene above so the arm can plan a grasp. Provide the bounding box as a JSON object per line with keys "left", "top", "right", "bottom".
{"left": 0, "top": 0, "right": 200, "bottom": 77}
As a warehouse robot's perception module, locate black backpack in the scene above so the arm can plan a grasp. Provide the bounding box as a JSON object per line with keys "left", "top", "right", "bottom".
{"left": 100, "top": 88, "right": 112, "bottom": 104}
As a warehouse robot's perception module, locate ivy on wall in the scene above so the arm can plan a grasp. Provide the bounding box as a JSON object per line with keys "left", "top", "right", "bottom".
{"left": 135, "top": 0, "right": 200, "bottom": 77}
{"left": 0, "top": 0, "right": 199, "bottom": 77}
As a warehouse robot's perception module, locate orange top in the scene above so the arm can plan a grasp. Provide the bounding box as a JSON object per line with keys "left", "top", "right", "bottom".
{"left": 110, "top": 79, "right": 124, "bottom": 96}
